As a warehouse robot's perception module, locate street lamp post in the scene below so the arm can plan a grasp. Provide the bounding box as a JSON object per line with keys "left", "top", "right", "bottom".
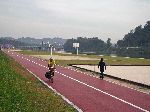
{"left": 49, "top": 44, "right": 53, "bottom": 55}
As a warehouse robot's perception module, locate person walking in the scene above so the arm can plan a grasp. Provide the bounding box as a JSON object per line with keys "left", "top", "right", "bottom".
{"left": 98, "top": 58, "right": 106, "bottom": 79}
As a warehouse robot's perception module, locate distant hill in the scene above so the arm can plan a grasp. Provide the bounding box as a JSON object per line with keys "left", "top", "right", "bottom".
{"left": 17, "top": 37, "right": 67, "bottom": 45}
{"left": 0, "top": 37, "right": 31, "bottom": 48}
{"left": 0, "top": 37, "right": 15, "bottom": 40}
{"left": 0, "top": 37, "right": 67, "bottom": 50}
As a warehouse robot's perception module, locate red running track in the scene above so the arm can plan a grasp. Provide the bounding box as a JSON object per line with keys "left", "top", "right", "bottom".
{"left": 3, "top": 50, "right": 150, "bottom": 112}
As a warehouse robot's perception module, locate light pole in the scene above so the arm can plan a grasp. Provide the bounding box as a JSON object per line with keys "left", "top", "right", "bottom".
{"left": 49, "top": 44, "right": 53, "bottom": 55}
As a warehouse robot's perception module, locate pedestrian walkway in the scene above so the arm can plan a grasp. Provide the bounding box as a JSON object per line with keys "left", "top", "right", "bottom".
{"left": 73, "top": 65, "right": 150, "bottom": 86}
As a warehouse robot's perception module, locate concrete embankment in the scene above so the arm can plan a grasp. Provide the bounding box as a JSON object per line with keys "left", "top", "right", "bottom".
{"left": 72, "top": 65, "right": 150, "bottom": 88}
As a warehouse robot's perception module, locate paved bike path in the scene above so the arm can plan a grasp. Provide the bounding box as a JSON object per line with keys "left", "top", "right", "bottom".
{"left": 4, "top": 50, "right": 150, "bottom": 112}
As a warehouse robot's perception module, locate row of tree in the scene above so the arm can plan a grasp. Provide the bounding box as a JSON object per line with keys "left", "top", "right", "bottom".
{"left": 116, "top": 21, "right": 150, "bottom": 58}
{"left": 64, "top": 37, "right": 113, "bottom": 55}
{"left": 64, "top": 21, "right": 150, "bottom": 58}
{"left": 117, "top": 21, "right": 150, "bottom": 47}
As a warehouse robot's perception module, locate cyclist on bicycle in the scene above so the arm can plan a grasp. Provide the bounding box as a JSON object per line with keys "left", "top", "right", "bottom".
{"left": 48, "top": 57, "right": 56, "bottom": 82}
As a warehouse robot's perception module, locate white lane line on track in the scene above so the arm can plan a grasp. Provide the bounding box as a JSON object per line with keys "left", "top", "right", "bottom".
{"left": 15, "top": 53, "right": 149, "bottom": 112}
{"left": 55, "top": 71, "right": 149, "bottom": 112}
{"left": 68, "top": 66, "right": 150, "bottom": 95}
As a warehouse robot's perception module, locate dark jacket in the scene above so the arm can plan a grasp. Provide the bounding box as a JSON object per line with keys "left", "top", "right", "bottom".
{"left": 98, "top": 61, "right": 106, "bottom": 72}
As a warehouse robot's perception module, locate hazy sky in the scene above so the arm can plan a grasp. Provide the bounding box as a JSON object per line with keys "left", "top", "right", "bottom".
{"left": 0, "top": 0, "right": 150, "bottom": 43}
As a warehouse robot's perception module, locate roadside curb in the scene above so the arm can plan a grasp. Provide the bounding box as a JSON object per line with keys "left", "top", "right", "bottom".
{"left": 71, "top": 65, "right": 150, "bottom": 89}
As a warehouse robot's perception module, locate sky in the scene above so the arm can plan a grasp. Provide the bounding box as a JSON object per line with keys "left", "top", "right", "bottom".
{"left": 0, "top": 0, "right": 150, "bottom": 43}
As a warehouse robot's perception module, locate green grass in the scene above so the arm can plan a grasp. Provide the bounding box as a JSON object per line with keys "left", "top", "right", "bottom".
{"left": 55, "top": 60, "right": 99, "bottom": 66}
{"left": 102, "top": 56, "right": 150, "bottom": 65}
{"left": 17, "top": 50, "right": 52, "bottom": 55}
{"left": 17, "top": 50, "right": 150, "bottom": 65}
{"left": 0, "top": 51, "right": 76, "bottom": 112}
{"left": 55, "top": 58, "right": 150, "bottom": 66}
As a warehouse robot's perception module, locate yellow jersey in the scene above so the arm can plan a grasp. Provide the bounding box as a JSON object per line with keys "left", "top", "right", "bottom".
{"left": 48, "top": 59, "right": 55, "bottom": 68}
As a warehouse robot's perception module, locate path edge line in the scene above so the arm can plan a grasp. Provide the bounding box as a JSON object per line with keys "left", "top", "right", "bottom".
{"left": 26, "top": 69, "right": 83, "bottom": 112}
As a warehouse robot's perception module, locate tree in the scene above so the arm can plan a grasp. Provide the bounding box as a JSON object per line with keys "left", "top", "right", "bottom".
{"left": 64, "top": 37, "right": 107, "bottom": 54}
{"left": 106, "top": 38, "right": 112, "bottom": 48}
{"left": 116, "top": 21, "right": 150, "bottom": 58}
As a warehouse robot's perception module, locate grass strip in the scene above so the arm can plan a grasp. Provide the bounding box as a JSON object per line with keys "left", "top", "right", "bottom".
{"left": 0, "top": 51, "right": 76, "bottom": 112}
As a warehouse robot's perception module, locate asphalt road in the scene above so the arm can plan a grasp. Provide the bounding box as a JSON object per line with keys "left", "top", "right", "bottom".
{"left": 3, "top": 50, "right": 150, "bottom": 112}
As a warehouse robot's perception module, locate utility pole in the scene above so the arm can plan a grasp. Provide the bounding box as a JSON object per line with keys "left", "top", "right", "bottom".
{"left": 48, "top": 44, "right": 53, "bottom": 55}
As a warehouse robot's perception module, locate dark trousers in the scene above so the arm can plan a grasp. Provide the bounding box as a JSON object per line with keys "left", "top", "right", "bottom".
{"left": 100, "top": 71, "right": 104, "bottom": 79}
